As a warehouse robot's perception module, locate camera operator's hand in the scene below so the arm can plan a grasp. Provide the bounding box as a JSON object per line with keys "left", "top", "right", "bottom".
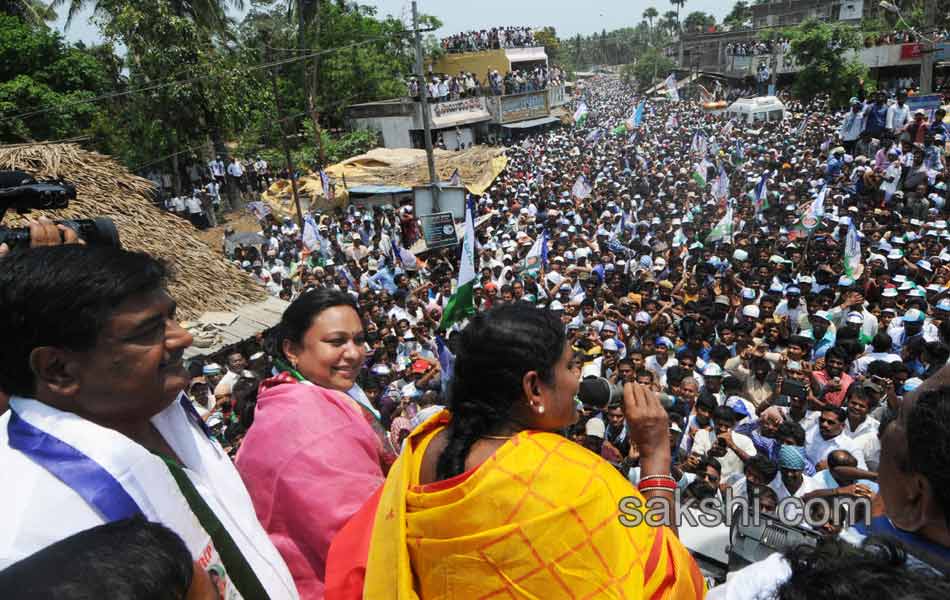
{"left": 0, "top": 216, "right": 82, "bottom": 258}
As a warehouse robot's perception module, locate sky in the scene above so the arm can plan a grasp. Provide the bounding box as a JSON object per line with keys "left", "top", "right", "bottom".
{"left": 54, "top": 0, "right": 736, "bottom": 46}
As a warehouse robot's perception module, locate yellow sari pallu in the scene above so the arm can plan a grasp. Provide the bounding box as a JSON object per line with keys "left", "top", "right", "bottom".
{"left": 333, "top": 411, "right": 705, "bottom": 599}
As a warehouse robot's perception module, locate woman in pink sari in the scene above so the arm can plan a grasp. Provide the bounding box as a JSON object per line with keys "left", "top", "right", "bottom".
{"left": 236, "top": 289, "right": 387, "bottom": 599}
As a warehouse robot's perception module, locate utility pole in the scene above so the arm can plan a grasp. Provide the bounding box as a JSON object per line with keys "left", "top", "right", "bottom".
{"left": 920, "top": 0, "right": 937, "bottom": 94}
{"left": 266, "top": 39, "right": 305, "bottom": 233}
{"left": 412, "top": 0, "right": 439, "bottom": 212}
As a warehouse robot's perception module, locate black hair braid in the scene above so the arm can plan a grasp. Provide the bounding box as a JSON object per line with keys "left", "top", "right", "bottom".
{"left": 436, "top": 396, "right": 512, "bottom": 481}
{"left": 436, "top": 302, "right": 566, "bottom": 480}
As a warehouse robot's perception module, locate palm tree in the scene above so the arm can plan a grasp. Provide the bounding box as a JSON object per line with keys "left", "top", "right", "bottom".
{"left": 670, "top": 0, "right": 687, "bottom": 31}
{"left": 662, "top": 10, "right": 678, "bottom": 35}
{"left": 1, "top": 0, "right": 56, "bottom": 23}
{"left": 643, "top": 6, "right": 658, "bottom": 38}
{"left": 52, "top": 0, "right": 244, "bottom": 32}
{"left": 285, "top": 0, "right": 326, "bottom": 164}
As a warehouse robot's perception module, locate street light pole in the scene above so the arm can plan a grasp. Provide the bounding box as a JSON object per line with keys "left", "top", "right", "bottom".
{"left": 879, "top": 1, "right": 937, "bottom": 94}
{"left": 412, "top": 0, "right": 440, "bottom": 212}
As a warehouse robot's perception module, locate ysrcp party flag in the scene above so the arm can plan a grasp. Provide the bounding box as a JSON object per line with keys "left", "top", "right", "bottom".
{"left": 439, "top": 201, "right": 477, "bottom": 331}
{"left": 844, "top": 220, "right": 862, "bottom": 278}
{"left": 664, "top": 73, "right": 679, "bottom": 101}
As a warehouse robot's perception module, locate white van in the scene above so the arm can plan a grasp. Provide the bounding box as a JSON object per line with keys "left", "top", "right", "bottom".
{"left": 725, "top": 96, "right": 787, "bottom": 125}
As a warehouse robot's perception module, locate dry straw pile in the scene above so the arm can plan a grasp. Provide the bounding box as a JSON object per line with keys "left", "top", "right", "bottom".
{"left": 0, "top": 143, "right": 266, "bottom": 319}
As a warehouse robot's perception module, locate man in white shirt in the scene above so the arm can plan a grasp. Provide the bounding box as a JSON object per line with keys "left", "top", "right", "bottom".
{"left": 0, "top": 245, "right": 297, "bottom": 599}
{"left": 167, "top": 195, "right": 186, "bottom": 217}
{"left": 253, "top": 156, "right": 269, "bottom": 189}
{"left": 205, "top": 179, "right": 221, "bottom": 207}
{"left": 842, "top": 387, "right": 881, "bottom": 470}
{"left": 886, "top": 92, "right": 911, "bottom": 134}
{"left": 226, "top": 156, "right": 245, "bottom": 207}
{"left": 691, "top": 405, "right": 757, "bottom": 480}
{"left": 839, "top": 98, "right": 865, "bottom": 154}
{"left": 769, "top": 445, "right": 821, "bottom": 501}
{"left": 208, "top": 156, "right": 225, "bottom": 181}
{"left": 851, "top": 331, "right": 901, "bottom": 376}
{"left": 644, "top": 338, "right": 677, "bottom": 388}
{"left": 805, "top": 407, "right": 867, "bottom": 469}
{"left": 184, "top": 194, "right": 205, "bottom": 229}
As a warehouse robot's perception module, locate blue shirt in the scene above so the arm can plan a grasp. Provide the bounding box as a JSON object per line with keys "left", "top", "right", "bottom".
{"left": 863, "top": 103, "right": 887, "bottom": 133}
{"left": 826, "top": 155, "right": 844, "bottom": 179}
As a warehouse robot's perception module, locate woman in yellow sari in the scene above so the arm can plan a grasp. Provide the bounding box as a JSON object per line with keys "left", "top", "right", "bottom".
{"left": 326, "top": 303, "right": 705, "bottom": 599}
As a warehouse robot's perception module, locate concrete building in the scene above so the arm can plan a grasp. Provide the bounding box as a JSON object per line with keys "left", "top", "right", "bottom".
{"left": 345, "top": 84, "right": 568, "bottom": 150}
{"left": 426, "top": 46, "right": 549, "bottom": 79}
{"left": 750, "top": 0, "right": 872, "bottom": 29}
{"left": 671, "top": 1, "right": 948, "bottom": 93}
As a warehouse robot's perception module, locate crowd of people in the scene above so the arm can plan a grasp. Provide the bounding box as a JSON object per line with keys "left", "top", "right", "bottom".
{"left": 864, "top": 28, "right": 950, "bottom": 47}
{"left": 440, "top": 26, "right": 536, "bottom": 54}
{"left": 408, "top": 64, "right": 565, "bottom": 101}
{"left": 726, "top": 38, "right": 791, "bottom": 57}
{"left": 3, "top": 72, "right": 950, "bottom": 599}
{"left": 152, "top": 155, "right": 275, "bottom": 228}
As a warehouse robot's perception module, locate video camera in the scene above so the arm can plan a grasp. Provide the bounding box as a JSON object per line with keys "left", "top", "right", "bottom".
{"left": 0, "top": 170, "right": 120, "bottom": 248}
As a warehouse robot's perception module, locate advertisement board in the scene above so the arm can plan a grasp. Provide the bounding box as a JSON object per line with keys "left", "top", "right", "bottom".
{"left": 419, "top": 211, "right": 459, "bottom": 250}
{"left": 413, "top": 185, "right": 466, "bottom": 220}
{"left": 429, "top": 97, "right": 491, "bottom": 129}
{"left": 499, "top": 91, "right": 549, "bottom": 123}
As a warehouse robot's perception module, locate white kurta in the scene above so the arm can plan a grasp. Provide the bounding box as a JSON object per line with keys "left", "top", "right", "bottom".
{"left": 0, "top": 396, "right": 298, "bottom": 599}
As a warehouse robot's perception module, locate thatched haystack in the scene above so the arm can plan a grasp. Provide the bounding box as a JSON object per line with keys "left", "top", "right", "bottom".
{"left": 0, "top": 143, "right": 266, "bottom": 319}
{"left": 261, "top": 145, "right": 508, "bottom": 218}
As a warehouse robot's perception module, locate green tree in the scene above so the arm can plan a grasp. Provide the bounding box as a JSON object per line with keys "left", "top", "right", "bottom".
{"left": 0, "top": 14, "right": 119, "bottom": 142}
{"left": 533, "top": 26, "right": 560, "bottom": 62}
{"left": 1, "top": 0, "right": 56, "bottom": 24}
{"left": 627, "top": 47, "right": 676, "bottom": 89}
{"left": 782, "top": 18, "right": 866, "bottom": 108}
{"left": 52, "top": 0, "right": 243, "bottom": 31}
{"left": 661, "top": 10, "right": 678, "bottom": 35}
{"left": 723, "top": 1, "right": 750, "bottom": 30}
{"left": 683, "top": 11, "right": 715, "bottom": 33}
{"left": 670, "top": 0, "right": 687, "bottom": 31}
{"left": 643, "top": 6, "right": 658, "bottom": 39}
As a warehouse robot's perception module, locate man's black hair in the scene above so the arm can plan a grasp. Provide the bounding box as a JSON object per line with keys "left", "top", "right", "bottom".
{"left": 0, "top": 246, "right": 169, "bottom": 397}
{"left": 777, "top": 421, "right": 807, "bottom": 446}
{"left": 906, "top": 386, "right": 950, "bottom": 529}
{"left": 696, "top": 394, "right": 718, "bottom": 412}
{"left": 778, "top": 537, "right": 950, "bottom": 600}
{"left": 870, "top": 331, "right": 892, "bottom": 354}
{"left": 0, "top": 517, "right": 193, "bottom": 599}
{"left": 713, "top": 404, "right": 738, "bottom": 424}
{"left": 746, "top": 454, "right": 779, "bottom": 483}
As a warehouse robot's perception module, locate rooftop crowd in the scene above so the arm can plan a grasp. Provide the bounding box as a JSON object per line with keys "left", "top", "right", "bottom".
{"left": 726, "top": 38, "right": 791, "bottom": 57}
{"left": 407, "top": 64, "right": 565, "bottom": 101}
{"left": 440, "top": 26, "right": 536, "bottom": 54}
{"left": 2, "top": 73, "right": 950, "bottom": 599}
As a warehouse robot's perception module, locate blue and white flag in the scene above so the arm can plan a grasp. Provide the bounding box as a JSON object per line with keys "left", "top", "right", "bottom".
{"left": 664, "top": 73, "right": 679, "bottom": 101}
{"left": 712, "top": 163, "right": 730, "bottom": 201}
{"left": 690, "top": 130, "right": 708, "bottom": 156}
{"left": 572, "top": 175, "right": 592, "bottom": 199}
{"left": 302, "top": 213, "right": 320, "bottom": 251}
{"left": 630, "top": 100, "right": 645, "bottom": 129}
{"left": 753, "top": 171, "right": 769, "bottom": 213}
{"left": 794, "top": 115, "right": 810, "bottom": 138}
{"left": 319, "top": 170, "right": 333, "bottom": 200}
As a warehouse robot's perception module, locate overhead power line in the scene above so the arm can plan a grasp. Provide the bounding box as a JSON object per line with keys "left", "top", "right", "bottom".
{"left": 1, "top": 33, "right": 406, "bottom": 124}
